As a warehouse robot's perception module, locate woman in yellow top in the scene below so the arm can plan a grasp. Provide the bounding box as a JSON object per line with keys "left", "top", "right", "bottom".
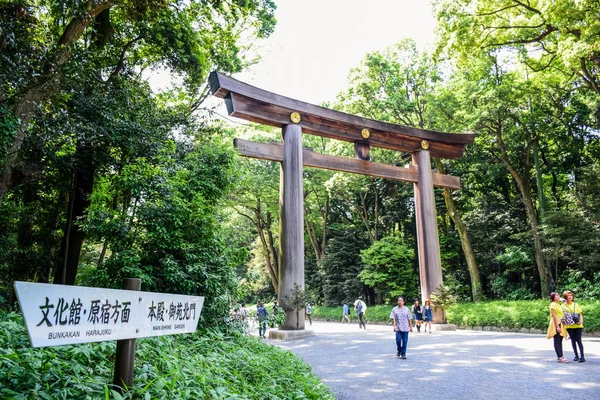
{"left": 547, "top": 292, "right": 569, "bottom": 363}
{"left": 562, "top": 290, "right": 585, "bottom": 362}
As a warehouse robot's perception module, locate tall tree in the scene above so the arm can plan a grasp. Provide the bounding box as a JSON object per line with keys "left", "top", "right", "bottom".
{"left": 445, "top": 52, "right": 571, "bottom": 297}
{"left": 336, "top": 39, "right": 484, "bottom": 301}
{"left": 0, "top": 0, "right": 276, "bottom": 286}
{"left": 228, "top": 132, "right": 281, "bottom": 292}
{"left": 433, "top": 0, "right": 600, "bottom": 96}
{"left": 0, "top": 0, "right": 276, "bottom": 204}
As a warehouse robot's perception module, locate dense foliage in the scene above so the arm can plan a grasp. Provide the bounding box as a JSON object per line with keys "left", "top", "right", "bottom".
{"left": 232, "top": 6, "right": 600, "bottom": 305}
{"left": 359, "top": 236, "right": 418, "bottom": 303}
{"left": 0, "top": 312, "right": 332, "bottom": 399}
{"left": 0, "top": 0, "right": 276, "bottom": 327}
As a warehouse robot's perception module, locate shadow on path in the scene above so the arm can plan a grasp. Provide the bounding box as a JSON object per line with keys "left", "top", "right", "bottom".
{"left": 269, "top": 322, "right": 600, "bottom": 400}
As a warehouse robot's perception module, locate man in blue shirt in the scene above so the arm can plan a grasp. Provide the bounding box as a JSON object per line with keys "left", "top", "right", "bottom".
{"left": 342, "top": 303, "right": 350, "bottom": 323}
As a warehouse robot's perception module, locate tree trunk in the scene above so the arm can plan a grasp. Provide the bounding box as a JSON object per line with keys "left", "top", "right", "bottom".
{"left": 496, "top": 130, "right": 549, "bottom": 297}
{"left": 434, "top": 158, "right": 484, "bottom": 302}
{"left": 355, "top": 191, "right": 374, "bottom": 243}
{"left": 533, "top": 140, "right": 546, "bottom": 218}
{"left": 235, "top": 202, "right": 279, "bottom": 292}
{"left": 0, "top": 1, "right": 113, "bottom": 204}
{"left": 517, "top": 177, "right": 549, "bottom": 298}
{"left": 305, "top": 210, "right": 322, "bottom": 261}
{"left": 53, "top": 147, "right": 95, "bottom": 285}
{"left": 304, "top": 193, "right": 329, "bottom": 262}
{"left": 252, "top": 205, "right": 278, "bottom": 292}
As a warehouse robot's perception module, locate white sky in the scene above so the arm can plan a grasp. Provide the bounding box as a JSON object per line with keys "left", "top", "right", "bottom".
{"left": 236, "top": 0, "right": 436, "bottom": 105}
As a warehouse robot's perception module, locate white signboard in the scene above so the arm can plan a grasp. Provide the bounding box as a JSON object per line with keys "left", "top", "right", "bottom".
{"left": 14, "top": 281, "right": 204, "bottom": 348}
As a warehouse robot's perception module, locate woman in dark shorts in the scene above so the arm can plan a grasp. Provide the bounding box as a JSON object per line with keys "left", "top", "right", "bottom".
{"left": 412, "top": 300, "right": 423, "bottom": 332}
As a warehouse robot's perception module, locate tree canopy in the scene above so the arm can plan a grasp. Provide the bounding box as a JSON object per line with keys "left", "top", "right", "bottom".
{"left": 2, "top": 1, "right": 600, "bottom": 323}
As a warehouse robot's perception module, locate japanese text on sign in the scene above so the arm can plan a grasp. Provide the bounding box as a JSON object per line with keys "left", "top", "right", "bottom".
{"left": 14, "top": 282, "right": 204, "bottom": 348}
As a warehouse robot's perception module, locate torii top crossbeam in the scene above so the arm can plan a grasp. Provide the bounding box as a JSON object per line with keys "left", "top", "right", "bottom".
{"left": 208, "top": 71, "right": 475, "bottom": 159}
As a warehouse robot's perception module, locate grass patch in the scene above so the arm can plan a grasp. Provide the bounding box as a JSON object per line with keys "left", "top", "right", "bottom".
{"left": 446, "top": 300, "right": 600, "bottom": 331}
{"left": 310, "top": 300, "right": 600, "bottom": 332}
{"left": 0, "top": 312, "right": 333, "bottom": 399}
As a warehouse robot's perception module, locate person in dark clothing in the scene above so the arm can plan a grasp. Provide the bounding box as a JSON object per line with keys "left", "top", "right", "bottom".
{"left": 411, "top": 300, "right": 423, "bottom": 332}
{"left": 562, "top": 290, "right": 585, "bottom": 362}
{"left": 256, "top": 302, "right": 269, "bottom": 338}
{"left": 354, "top": 296, "right": 367, "bottom": 329}
{"left": 305, "top": 303, "right": 313, "bottom": 325}
{"left": 548, "top": 292, "right": 569, "bottom": 363}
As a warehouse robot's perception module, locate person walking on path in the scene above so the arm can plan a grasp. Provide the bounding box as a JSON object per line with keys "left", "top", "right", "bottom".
{"left": 257, "top": 302, "right": 269, "bottom": 338}
{"left": 412, "top": 300, "right": 423, "bottom": 332}
{"left": 305, "top": 303, "right": 313, "bottom": 326}
{"left": 547, "top": 292, "right": 569, "bottom": 363}
{"left": 240, "top": 303, "right": 248, "bottom": 321}
{"left": 390, "top": 296, "right": 413, "bottom": 359}
{"left": 422, "top": 299, "right": 433, "bottom": 333}
{"left": 354, "top": 296, "right": 367, "bottom": 329}
{"left": 562, "top": 290, "right": 585, "bottom": 362}
{"left": 342, "top": 303, "right": 350, "bottom": 323}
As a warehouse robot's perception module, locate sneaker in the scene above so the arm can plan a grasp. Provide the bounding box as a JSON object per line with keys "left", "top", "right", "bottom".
{"left": 557, "top": 357, "right": 570, "bottom": 363}
{"left": 401, "top": 355, "right": 407, "bottom": 359}
{"left": 578, "top": 357, "right": 586, "bottom": 363}
{"left": 397, "top": 352, "right": 401, "bottom": 357}
{"left": 574, "top": 356, "right": 579, "bottom": 362}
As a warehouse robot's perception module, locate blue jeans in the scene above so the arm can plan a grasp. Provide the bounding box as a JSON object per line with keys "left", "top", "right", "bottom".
{"left": 395, "top": 331, "right": 409, "bottom": 355}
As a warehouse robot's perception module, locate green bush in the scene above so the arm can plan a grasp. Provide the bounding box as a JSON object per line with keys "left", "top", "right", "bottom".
{"left": 446, "top": 300, "right": 600, "bottom": 331}
{"left": 0, "top": 312, "right": 333, "bottom": 399}
{"left": 311, "top": 300, "right": 600, "bottom": 332}
{"left": 311, "top": 304, "right": 393, "bottom": 324}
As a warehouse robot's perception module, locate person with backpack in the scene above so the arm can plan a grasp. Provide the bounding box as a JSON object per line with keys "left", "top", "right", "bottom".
{"left": 305, "top": 303, "right": 313, "bottom": 325}
{"left": 354, "top": 296, "right": 367, "bottom": 329}
{"left": 562, "top": 290, "right": 585, "bottom": 362}
{"left": 342, "top": 303, "right": 350, "bottom": 323}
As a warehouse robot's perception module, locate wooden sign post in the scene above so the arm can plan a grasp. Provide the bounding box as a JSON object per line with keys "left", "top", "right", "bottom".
{"left": 113, "top": 278, "right": 141, "bottom": 392}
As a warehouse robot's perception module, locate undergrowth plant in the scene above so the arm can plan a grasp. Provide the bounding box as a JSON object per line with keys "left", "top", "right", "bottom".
{"left": 0, "top": 312, "right": 333, "bottom": 399}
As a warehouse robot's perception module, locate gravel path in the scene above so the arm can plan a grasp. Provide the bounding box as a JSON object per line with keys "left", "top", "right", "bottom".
{"left": 267, "top": 322, "right": 600, "bottom": 400}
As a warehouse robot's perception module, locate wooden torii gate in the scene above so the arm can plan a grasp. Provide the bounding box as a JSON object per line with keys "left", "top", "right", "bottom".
{"left": 209, "top": 72, "right": 475, "bottom": 329}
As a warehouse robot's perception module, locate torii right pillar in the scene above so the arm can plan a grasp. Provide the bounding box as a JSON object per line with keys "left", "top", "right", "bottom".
{"left": 413, "top": 147, "right": 444, "bottom": 323}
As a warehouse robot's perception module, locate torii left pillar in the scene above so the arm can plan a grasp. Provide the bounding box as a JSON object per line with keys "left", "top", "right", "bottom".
{"left": 278, "top": 124, "right": 305, "bottom": 330}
